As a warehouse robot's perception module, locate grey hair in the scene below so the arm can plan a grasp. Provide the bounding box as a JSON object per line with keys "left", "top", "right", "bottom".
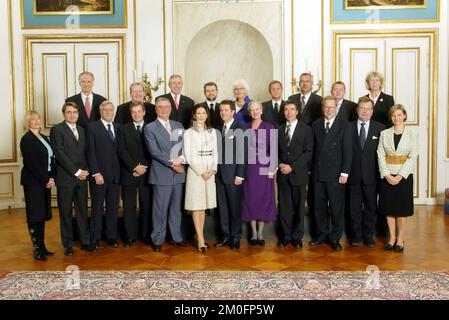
{"left": 78, "top": 71, "right": 94, "bottom": 81}
{"left": 232, "top": 79, "right": 250, "bottom": 96}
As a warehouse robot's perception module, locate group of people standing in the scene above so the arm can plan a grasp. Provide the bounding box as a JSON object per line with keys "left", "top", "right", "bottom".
{"left": 20, "top": 70, "right": 417, "bottom": 261}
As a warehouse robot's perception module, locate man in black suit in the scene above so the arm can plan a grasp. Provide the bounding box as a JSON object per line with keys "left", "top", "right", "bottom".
{"left": 117, "top": 101, "right": 152, "bottom": 247}
{"left": 310, "top": 96, "right": 352, "bottom": 251}
{"left": 332, "top": 81, "right": 357, "bottom": 121}
{"left": 288, "top": 73, "right": 323, "bottom": 126}
{"left": 262, "top": 80, "right": 286, "bottom": 127}
{"left": 348, "top": 97, "right": 385, "bottom": 248}
{"left": 156, "top": 74, "right": 194, "bottom": 129}
{"left": 50, "top": 102, "right": 93, "bottom": 256}
{"left": 65, "top": 72, "right": 107, "bottom": 128}
{"left": 215, "top": 100, "right": 247, "bottom": 250}
{"left": 200, "top": 82, "right": 222, "bottom": 129}
{"left": 277, "top": 100, "right": 313, "bottom": 249}
{"left": 114, "top": 82, "right": 157, "bottom": 125}
{"left": 86, "top": 101, "right": 121, "bottom": 249}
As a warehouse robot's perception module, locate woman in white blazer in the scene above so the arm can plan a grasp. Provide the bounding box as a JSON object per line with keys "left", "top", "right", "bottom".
{"left": 377, "top": 104, "right": 418, "bottom": 252}
{"left": 183, "top": 104, "right": 218, "bottom": 253}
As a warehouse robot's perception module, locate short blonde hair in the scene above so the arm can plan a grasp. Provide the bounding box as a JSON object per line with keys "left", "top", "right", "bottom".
{"left": 99, "top": 101, "right": 114, "bottom": 111}
{"left": 248, "top": 101, "right": 263, "bottom": 114}
{"left": 129, "top": 82, "right": 145, "bottom": 94}
{"left": 365, "top": 71, "right": 384, "bottom": 91}
{"left": 23, "top": 110, "right": 41, "bottom": 131}
{"left": 389, "top": 104, "right": 408, "bottom": 122}
{"left": 233, "top": 79, "right": 250, "bottom": 96}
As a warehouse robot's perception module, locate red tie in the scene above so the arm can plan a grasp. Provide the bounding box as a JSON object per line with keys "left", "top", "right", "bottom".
{"left": 85, "top": 96, "right": 92, "bottom": 118}
{"left": 174, "top": 95, "right": 179, "bottom": 110}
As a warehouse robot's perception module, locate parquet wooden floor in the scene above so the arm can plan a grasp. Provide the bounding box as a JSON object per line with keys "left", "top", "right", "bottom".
{"left": 0, "top": 206, "right": 448, "bottom": 272}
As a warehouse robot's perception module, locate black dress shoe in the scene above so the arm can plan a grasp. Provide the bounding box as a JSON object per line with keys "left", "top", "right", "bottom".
{"left": 215, "top": 240, "right": 230, "bottom": 247}
{"left": 364, "top": 237, "right": 376, "bottom": 248}
{"left": 173, "top": 241, "right": 188, "bottom": 248}
{"left": 80, "top": 245, "right": 94, "bottom": 252}
{"left": 107, "top": 240, "right": 119, "bottom": 248}
{"left": 330, "top": 241, "right": 342, "bottom": 251}
{"left": 278, "top": 239, "right": 290, "bottom": 247}
{"left": 249, "top": 239, "right": 258, "bottom": 246}
{"left": 309, "top": 239, "right": 326, "bottom": 246}
{"left": 291, "top": 240, "right": 303, "bottom": 249}
{"left": 152, "top": 244, "right": 162, "bottom": 252}
{"left": 258, "top": 239, "right": 266, "bottom": 246}
{"left": 124, "top": 239, "right": 135, "bottom": 248}
{"left": 64, "top": 248, "right": 74, "bottom": 256}
{"left": 230, "top": 241, "right": 240, "bottom": 250}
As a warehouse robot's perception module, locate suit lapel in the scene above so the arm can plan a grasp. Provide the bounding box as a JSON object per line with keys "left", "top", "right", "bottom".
{"left": 323, "top": 118, "right": 339, "bottom": 147}
{"left": 63, "top": 122, "right": 79, "bottom": 144}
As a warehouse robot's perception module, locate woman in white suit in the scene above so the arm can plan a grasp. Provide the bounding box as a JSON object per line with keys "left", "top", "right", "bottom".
{"left": 184, "top": 104, "right": 218, "bottom": 253}
{"left": 377, "top": 104, "right": 418, "bottom": 252}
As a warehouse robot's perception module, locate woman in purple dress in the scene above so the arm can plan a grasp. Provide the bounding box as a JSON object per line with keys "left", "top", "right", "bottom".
{"left": 242, "top": 101, "right": 277, "bottom": 246}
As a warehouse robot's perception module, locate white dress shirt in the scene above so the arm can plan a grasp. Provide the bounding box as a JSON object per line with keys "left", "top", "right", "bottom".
{"left": 81, "top": 92, "right": 93, "bottom": 107}
{"left": 357, "top": 119, "right": 370, "bottom": 140}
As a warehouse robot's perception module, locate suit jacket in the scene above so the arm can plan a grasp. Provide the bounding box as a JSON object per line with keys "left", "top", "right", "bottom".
{"left": 50, "top": 122, "right": 88, "bottom": 187}
{"left": 365, "top": 92, "right": 395, "bottom": 127}
{"left": 336, "top": 99, "right": 357, "bottom": 122}
{"left": 86, "top": 120, "right": 120, "bottom": 184}
{"left": 20, "top": 132, "right": 55, "bottom": 186}
{"left": 262, "top": 100, "right": 286, "bottom": 128}
{"left": 377, "top": 126, "right": 418, "bottom": 180}
{"left": 200, "top": 101, "right": 222, "bottom": 129}
{"left": 157, "top": 93, "right": 194, "bottom": 129}
{"left": 117, "top": 122, "right": 151, "bottom": 185}
{"left": 114, "top": 101, "right": 157, "bottom": 125}
{"left": 277, "top": 121, "right": 313, "bottom": 186}
{"left": 348, "top": 120, "right": 385, "bottom": 186}
{"left": 144, "top": 119, "right": 186, "bottom": 185}
{"left": 311, "top": 118, "right": 353, "bottom": 182}
{"left": 216, "top": 120, "right": 247, "bottom": 185}
{"left": 65, "top": 93, "right": 107, "bottom": 128}
{"left": 288, "top": 92, "right": 323, "bottom": 126}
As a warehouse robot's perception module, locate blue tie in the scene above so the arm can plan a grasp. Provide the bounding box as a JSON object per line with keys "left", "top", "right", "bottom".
{"left": 360, "top": 123, "right": 366, "bottom": 148}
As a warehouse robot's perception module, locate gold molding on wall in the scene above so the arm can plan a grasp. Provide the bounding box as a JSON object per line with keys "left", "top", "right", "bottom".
{"left": 83, "top": 53, "right": 111, "bottom": 100}
{"left": 348, "top": 48, "right": 378, "bottom": 101}
{"left": 0, "top": 172, "right": 15, "bottom": 200}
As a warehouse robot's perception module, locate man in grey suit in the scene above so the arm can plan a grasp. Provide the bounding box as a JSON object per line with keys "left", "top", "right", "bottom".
{"left": 50, "top": 102, "right": 93, "bottom": 256}
{"left": 144, "top": 97, "right": 187, "bottom": 252}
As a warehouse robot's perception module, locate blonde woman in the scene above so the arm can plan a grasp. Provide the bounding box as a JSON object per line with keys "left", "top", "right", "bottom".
{"left": 20, "top": 111, "right": 55, "bottom": 261}
{"left": 377, "top": 105, "right": 418, "bottom": 252}
{"left": 184, "top": 104, "right": 218, "bottom": 253}
{"left": 363, "top": 71, "right": 395, "bottom": 127}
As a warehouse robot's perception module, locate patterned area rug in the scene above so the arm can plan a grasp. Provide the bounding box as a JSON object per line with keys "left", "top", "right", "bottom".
{"left": 0, "top": 271, "right": 448, "bottom": 300}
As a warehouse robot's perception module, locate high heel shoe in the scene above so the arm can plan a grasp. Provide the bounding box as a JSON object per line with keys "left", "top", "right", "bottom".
{"left": 394, "top": 242, "right": 404, "bottom": 252}
{"left": 197, "top": 246, "right": 207, "bottom": 254}
{"left": 383, "top": 239, "right": 396, "bottom": 251}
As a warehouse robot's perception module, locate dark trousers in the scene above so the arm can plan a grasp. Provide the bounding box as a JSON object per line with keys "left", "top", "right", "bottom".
{"left": 278, "top": 183, "right": 306, "bottom": 241}
{"left": 122, "top": 179, "right": 152, "bottom": 241}
{"left": 313, "top": 181, "right": 345, "bottom": 242}
{"left": 57, "top": 184, "right": 91, "bottom": 248}
{"left": 90, "top": 182, "right": 119, "bottom": 242}
{"left": 349, "top": 183, "right": 377, "bottom": 240}
{"left": 216, "top": 180, "right": 243, "bottom": 242}
{"left": 27, "top": 221, "right": 46, "bottom": 255}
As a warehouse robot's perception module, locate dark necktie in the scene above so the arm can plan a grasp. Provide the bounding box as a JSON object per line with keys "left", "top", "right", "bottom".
{"left": 107, "top": 124, "right": 115, "bottom": 141}
{"left": 360, "top": 122, "right": 366, "bottom": 148}
{"left": 325, "top": 122, "right": 330, "bottom": 134}
{"left": 274, "top": 102, "right": 279, "bottom": 115}
{"left": 136, "top": 125, "right": 142, "bottom": 134}
{"left": 300, "top": 96, "right": 306, "bottom": 113}
{"left": 222, "top": 124, "right": 227, "bottom": 137}
{"left": 285, "top": 124, "right": 291, "bottom": 146}
{"left": 210, "top": 103, "right": 214, "bottom": 110}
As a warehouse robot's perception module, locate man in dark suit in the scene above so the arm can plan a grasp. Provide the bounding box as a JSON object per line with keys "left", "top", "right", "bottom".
{"left": 200, "top": 82, "right": 222, "bottom": 129}
{"left": 277, "top": 100, "right": 313, "bottom": 249}
{"left": 348, "top": 97, "right": 385, "bottom": 248}
{"left": 50, "top": 102, "right": 93, "bottom": 256}
{"left": 117, "top": 101, "right": 152, "bottom": 247}
{"left": 86, "top": 101, "right": 121, "bottom": 249}
{"left": 332, "top": 81, "right": 357, "bottom": 122}
{"left": 65, "top": 72, "right": 107, "bottom": 128}
{"left": 310, "top": 96, "right": 352, "bottom": 251}
{"left": 262, "top": 80, "right": 286, "bottom": 128}
{"left": 144, "top": 97, "right": 187, "bottom": 252}
{"left": 156, "top": 74, "right": 194, "bottom": 129}
{"left": 215, "top": 100, "right": 247, "bottom": 250}
{"left": 288, "top": 73, "right": 323, "bottom": 126}
{"left": 114, "top": 82, "right": 157, "bottom": 125}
